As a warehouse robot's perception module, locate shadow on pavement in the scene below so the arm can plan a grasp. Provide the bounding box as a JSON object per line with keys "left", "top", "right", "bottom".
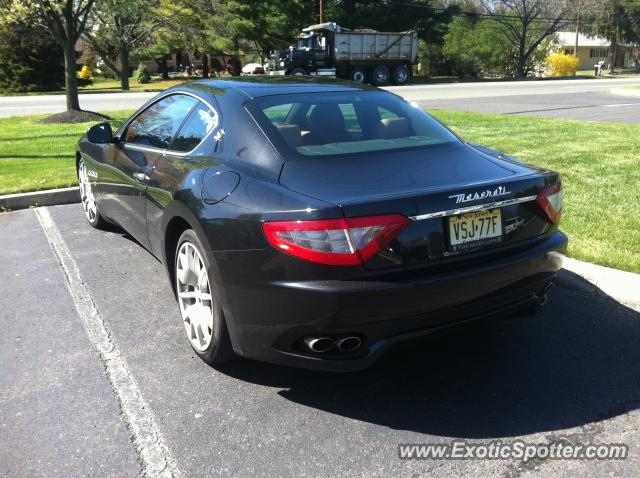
{"left": 218, "top": 270, "right": 640, "bottom": 439}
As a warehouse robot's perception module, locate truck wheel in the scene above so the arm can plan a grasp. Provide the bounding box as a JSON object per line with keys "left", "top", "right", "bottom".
{"left": 290, "top": 68, "right": 307, "bottom": 76}
{"left": 392, "top": 64, "right": 410, "bottom": 85}
{"left": 350, "top": 67, "right": 367, "bottom": 83}
{"left": 370, "top": 65, "right": 390, "bottom": 86}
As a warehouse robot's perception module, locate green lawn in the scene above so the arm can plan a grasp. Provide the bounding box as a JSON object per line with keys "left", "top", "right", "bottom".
{"left": 0, "top": 110, "right": 133, "bottom": 194}
{"left": 0, "top": 109, "right": 638, "bottom": 273}
{"left": 0, "top": 77, "right": 187, "bottom": 96}
{"left": 430, "top": 110, "right": 640, "bottom": 273}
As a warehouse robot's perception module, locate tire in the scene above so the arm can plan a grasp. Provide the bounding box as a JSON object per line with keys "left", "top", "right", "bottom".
{"left": 350, "top": 67, "right": 367, "bottom": 83}
{"left": 370, "top": 65, "right": 390, "bottom": 86}
{"left": 77, "top": 159, "right": 107, "bottom": 229}
{"left": 391, "top": 64, "right": 410, "bottom": 85}
{"left": 289, "top": 68, "right": 307, "bottom": 76}
{"left": 175, "top": 229, "right": 234, "bottom": 365}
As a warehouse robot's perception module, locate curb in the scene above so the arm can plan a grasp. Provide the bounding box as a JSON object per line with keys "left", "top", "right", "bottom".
{"left": 609, "top": 87, "right": 640, "bottom": 97}
{"left": 558, "top": 256, "right": 640, "bottom": 308}
{"left": 0, "top": 186, "right": 80, "bottom": 211}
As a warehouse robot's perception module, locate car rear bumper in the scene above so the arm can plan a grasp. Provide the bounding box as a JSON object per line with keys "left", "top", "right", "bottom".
{"left": 213, "top": 231, "right": 568, "bottom": 371}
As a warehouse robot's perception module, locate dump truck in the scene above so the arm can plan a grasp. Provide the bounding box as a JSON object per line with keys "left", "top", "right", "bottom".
{"left": 267, "top": 22, "right": 418, "bottom": 86}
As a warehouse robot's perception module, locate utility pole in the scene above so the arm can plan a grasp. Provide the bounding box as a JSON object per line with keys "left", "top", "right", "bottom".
{"left": 320, "top": 0, "right": 324, "bottom": 23}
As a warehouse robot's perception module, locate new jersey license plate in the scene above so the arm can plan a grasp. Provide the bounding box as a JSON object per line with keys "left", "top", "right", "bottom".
{"left": 448, "top": 208, "right": 502, "bottom": 252}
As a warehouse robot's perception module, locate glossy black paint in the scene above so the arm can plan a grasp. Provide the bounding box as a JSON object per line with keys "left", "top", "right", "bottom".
{"left": 77, "top": 77, "right": 567, "bottom": 371}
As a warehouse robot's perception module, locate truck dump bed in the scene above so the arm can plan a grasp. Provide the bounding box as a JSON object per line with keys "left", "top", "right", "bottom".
{"left": 303, "top": 23, "right": 418, "bottom": 64}
{"left": 334, "top": 30, "right": 417, "bottom": 63}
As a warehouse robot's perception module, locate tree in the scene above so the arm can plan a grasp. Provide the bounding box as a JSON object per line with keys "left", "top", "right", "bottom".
{"left": 0, "top": 18, "right": 64, "bottom": 92}
{"left": 481, "top": 0, "right": 572, "bottom": 78}
{"left": 323, "top": 0, "right": 460, "bottom": 45}
{"left": 625, "top": 1, "right": 640, "bottom": 72}
{"left": 2, "top": 0, "right": 94, "bottom": 110}
{"left": 210, "top": 0, "right": 313, "bottom": 64}
{"left": 585, "top": 0, "right": 640, "bottom": 72}
{"left": 444, "top": 15, "right": 518, "bottom": 77}
{"left": 84, "top": 0, "right": 173, "bottom": 90}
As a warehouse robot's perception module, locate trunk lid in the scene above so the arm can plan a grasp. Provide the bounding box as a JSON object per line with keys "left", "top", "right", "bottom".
{"left": 279, "top": 142, "right": 559, "bottom": 270}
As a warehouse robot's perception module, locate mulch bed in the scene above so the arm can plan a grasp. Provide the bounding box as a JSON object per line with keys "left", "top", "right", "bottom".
{"left": 38, "top": 110, "right": 112, "bottom": 124}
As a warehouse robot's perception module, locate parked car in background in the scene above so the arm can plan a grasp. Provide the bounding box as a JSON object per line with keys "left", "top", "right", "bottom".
{"left": 242, "top": 63, "right": 266, "bottom": 75}
{"left": 76, "top": 77, "right": 566, "bottom": 371}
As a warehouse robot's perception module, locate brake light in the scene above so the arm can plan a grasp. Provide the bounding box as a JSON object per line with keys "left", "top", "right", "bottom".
{"left": 535, "top": 183, "right": 564, "bottom": 224}
{"left": 262, "top": 214, "right": 410, "bottom": 266}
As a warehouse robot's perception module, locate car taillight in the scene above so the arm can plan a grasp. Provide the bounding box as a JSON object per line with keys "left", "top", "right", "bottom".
{"left": 262, "top": 214, "right": 410, "bottom": 266}
{"left": 535, "top": 182, "right": 564, "bottom": 224}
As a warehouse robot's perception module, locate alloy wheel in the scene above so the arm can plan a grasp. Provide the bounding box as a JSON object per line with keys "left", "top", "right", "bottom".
{"left": 78, "top": 160, "right": 97, "bottom": 223}
{"left": 176, "top": 241, "right": 215, "bottom": 352}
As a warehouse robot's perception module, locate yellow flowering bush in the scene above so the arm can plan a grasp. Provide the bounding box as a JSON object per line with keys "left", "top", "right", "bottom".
{"left": 78, "top": 65, "right": 92, "bottom": 80}
{"left": 545, "top": 53, "right": 579, "bottom": 77}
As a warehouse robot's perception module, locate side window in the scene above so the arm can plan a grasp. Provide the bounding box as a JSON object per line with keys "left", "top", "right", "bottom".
{"left": 170, "top": 103, "right": 219, "bottom": 152}
{"left": 125, "top": 94, "right": 198, "bottom": 148}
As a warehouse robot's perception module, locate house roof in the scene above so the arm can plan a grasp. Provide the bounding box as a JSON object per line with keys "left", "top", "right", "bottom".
{"left": 555, "top": 32, "right": 610, "bottom": 48}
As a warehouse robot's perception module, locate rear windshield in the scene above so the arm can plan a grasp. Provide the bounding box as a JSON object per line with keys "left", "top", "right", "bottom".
{"left": 246, "top": 90, "right": 458, "bottom": 160}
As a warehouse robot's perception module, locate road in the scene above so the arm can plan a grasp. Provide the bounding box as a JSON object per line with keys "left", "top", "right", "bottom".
{"left": 2, "top": 204, "right": 640, "bottom": 477}
{"left": 1, "top": 77, "right": 640, "bottom": 122}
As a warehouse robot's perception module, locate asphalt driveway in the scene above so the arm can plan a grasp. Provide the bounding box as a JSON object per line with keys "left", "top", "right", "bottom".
{"left": 2, "top": 204, "right": 640, "bottom": 477}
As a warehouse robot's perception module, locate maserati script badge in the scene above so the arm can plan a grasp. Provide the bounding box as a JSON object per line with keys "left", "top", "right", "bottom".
{"left": 448, "top": 185, "right": 511, "bottom": 204}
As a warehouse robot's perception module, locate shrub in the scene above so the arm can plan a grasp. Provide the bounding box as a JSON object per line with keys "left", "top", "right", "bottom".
{"left": 0, "top": 20, "right": 64, "bottom": 92}
{"left": 77, "top": 65, "right": 93, "bottom": 86}
{"left": 134, "top": 63, "right": 151, "bottom": 84}
{"left": 545, "top": 53, "right": 580, "bottom": 77}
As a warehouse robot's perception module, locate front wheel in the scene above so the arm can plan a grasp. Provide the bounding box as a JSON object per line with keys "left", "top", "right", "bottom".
{"left": 78, "top": 159, "right": 106, "bottom": 228}
{"left": 289, "top": 68, "right": 307, "bottom": 76}
{"left": 175, "top": 229, "right": 234, "bottom": 365}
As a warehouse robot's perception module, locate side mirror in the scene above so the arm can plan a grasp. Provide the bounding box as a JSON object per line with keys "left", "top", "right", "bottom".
{"left": 87, "top": 122, "right": 114, "bottom": 144}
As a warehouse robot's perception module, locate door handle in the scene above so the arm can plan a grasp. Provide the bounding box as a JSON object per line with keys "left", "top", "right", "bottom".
{"left": 133, "top": 172, "right": 150, "bottom": 183}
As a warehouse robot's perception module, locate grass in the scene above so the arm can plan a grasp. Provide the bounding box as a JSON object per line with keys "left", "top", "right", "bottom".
{"left": 0, "top": 109, "right": 638, "bottom": 272}
{"left": 0, "top": 77, "right": 187, "bottom": 96}
{"left": 0, "top": 110, "right": 133, "bottom": 194}
{"left": 576, "top": 68, "right": 640, "bottom": 78}
{"left": 430, "top": 110, "right": 640, "bottom": 273}
{"left": 79, "top": 77, "right": 186, "bottom": 94}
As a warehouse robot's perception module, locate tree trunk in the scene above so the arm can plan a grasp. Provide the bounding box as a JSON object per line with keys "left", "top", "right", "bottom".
{"left": 63, "top": 38, "right": 80, "bottom": 111}
{"left": 516, "top": 46, "right": 527, "bottom": 79}
{"left": 202, "top": 53, "right": 209, "bottom": 78}
{"left": 160, "top": 55, "right": 169, "bottom": 80}
{"left": 516, "top": 23, "right": 527, "bottom": 79}
{"left": 120, "top": 46, "right": 130, "bottom": 90}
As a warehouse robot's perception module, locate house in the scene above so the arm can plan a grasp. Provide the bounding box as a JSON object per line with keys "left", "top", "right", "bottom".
{"left": 554, "top": 32, "right": 634, "bottom": 70}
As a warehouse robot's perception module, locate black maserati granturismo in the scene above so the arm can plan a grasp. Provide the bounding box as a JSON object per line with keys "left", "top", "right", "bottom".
{"left": 76, "top": 77, "right": 567, "bottom": 371}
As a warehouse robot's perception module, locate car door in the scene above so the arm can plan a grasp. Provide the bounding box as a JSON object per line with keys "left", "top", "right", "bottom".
{"left": 145, "top": 100, "right": 222, "bottom": 258}
{"left": 100, "top": 93, "right": 199, "bottom": 248}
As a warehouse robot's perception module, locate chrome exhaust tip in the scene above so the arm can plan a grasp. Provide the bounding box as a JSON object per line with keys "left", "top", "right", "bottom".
{"left": 336, "top": 336, "right": 362, "bottom": 353}
{"left": 304, "top": 336, "right": 335, "bottom": 353}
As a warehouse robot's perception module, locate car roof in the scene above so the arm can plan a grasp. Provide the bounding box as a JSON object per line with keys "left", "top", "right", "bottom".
{"left": 175, "top": 76, "right": 378, "bottom": 99}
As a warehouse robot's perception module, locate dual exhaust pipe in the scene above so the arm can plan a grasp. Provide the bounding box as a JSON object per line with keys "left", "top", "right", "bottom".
{"left": 304, "top": 335, "right": 362, "bottom": 354}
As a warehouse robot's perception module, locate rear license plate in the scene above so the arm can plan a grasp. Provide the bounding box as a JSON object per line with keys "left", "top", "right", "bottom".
{"left": 448, "top": 208, "right": 502, "bottom": 252}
